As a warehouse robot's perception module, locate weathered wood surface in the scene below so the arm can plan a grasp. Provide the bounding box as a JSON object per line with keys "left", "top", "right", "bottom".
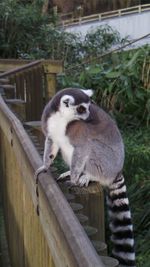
{"left": 70, "top": 183, "right": 105, "bottom": 242}
{"left": 0, "top": 59, "right": 32, "bottom": 72}
{"left": 0, "top": 59, "right": 62, "bottom": 77}
{"left": 0, "top": 60, "right": 39, "bottom": 76}
{"left": 0, "top": 60, "right": 63, "bottom": 121}
{"left": 0, "top": 94, "right": 105, "bottom": 267}
{"left": 5, "top": 99, "right": 26, "bottom": 121}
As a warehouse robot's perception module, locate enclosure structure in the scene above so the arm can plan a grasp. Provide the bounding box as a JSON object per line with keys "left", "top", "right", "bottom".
{"left": 60, "top": 3, "right": 150, "bottom": 27}
{"left": 0, "top": 60, "right": 118, "bottom": 267}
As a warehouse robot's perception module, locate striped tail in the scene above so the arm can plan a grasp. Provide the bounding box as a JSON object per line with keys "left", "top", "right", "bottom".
{"left": 107, "top": 174, "right": 136, "bottom": 267}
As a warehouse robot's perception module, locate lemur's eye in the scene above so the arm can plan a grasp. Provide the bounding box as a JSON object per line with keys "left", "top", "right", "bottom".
{"left": 77, "top": 105, "right": 86, "bottom": 114}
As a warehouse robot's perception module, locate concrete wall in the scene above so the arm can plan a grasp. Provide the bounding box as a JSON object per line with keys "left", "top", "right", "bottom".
{"left": 66, "top": 12, "right": 150, "bottom": 45}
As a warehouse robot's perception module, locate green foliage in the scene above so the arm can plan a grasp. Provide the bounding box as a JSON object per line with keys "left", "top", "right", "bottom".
{"left": 60, "top": 46, "right": 150, "bottom": 126}
{"left": 0, "top": 0, "right": 56, "bottom": 58}
{"left": 83, "top": 25, "right": 122, "bottom": 59}
{"left": 123, "top": 128, "right": 150, "bottom": 178}
{"left": 123, "top": 127, "right": 150, "bottom": 267}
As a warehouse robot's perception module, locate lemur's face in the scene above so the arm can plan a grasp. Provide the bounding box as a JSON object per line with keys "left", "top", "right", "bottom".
{"left": 59, "top": 89, "right": 93, "bottom": 122}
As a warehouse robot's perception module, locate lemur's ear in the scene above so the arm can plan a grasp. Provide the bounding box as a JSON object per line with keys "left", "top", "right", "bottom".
{"left": 81, "top": 89, "right": 93, "bottom": 97}
{"left": 61, "top": 95, "right": 75, "bottom": 107}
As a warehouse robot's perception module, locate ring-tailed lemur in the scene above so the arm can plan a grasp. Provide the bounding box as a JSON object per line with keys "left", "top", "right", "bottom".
{"left": 35, "top": 88, "right": 136, "bottom": 267}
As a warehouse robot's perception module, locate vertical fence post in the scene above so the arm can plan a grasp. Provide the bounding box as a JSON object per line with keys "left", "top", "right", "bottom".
{"left": 45, "top": 73, "right": 57, "bottom": 100}
{"left": 43, "top": 61, "right": 63, "bottom": 100}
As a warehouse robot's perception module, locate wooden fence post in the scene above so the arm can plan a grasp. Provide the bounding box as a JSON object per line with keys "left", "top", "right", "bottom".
{"left": 43, "top": 61, "right": 63, "bottom": 100}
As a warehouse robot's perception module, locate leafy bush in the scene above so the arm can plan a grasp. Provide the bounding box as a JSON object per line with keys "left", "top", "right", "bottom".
{"left": 59, "top": 46, "right": 150, "bottom": 126}
{"left": 123, "top": 128, "right": 150, "bottom": 178}
{"left": 123, "top": 127, "right": 150, "bottom": 267}
{"left": 83, "top": 25, "right": 122, "bottom": 59}
{"left": 0, "top": 0, "right": 56, "bottom": 58}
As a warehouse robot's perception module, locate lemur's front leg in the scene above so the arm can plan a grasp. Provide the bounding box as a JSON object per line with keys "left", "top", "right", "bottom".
{"left": 35, "top": 137, "right": 59, "bottom": 178}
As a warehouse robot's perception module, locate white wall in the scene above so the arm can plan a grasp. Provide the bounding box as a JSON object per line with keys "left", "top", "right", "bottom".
{"left": 66, "top": 12, "right": 150, "bottom": 45}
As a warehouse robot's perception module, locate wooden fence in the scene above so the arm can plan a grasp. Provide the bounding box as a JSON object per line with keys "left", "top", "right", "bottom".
{"left": 61, "top": 4, "right": 150, "bottom": 27}
{"left": 0, "top": 60, "right": 119, "bottom": 267}
{"left": 0, "top": 59, "right": 62, "bottom": 121}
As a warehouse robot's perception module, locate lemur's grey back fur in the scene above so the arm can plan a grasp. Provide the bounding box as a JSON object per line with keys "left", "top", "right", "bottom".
{"left": 35, "top": 88, "right": 136, "bottom": 267}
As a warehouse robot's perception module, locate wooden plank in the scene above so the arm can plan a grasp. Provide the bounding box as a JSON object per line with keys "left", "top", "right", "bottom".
{"left": 0, "top": 59, "right": 31, "bottom": 72}
{"left": 0, "top": 60, "right": 43, "bottom": 79}
{"left": 100, "top": 256, "right": 118, "bottom": 267}
{"left": 70, "top": 183, "right": 105, "bottom": 242}
{"left": 0, "top": 131, "right": 55, "bottom": 267}
{"left": 28, "top": 70, "right": 35, "bottom": 120}
{"left": 1, "top": 134, "right": 25, "bottom": 267}
{"left": 45, "top": 73, "right": 57, "bottom": 99}
{"left": 1, "top": 84, "right": 15, "bottom": 99}
{"left": 0, "top": 107, "right": 38, "bottom": 209}
{"left": 15, "top": 73, "right": 25, "bottom": 99}
{"left": 32, "top": 66, "right": 44, "bottom": 120}
{"left": 5, "top": 99, "right": 26, "bottom": 121}
{"left": 23, "top": 179, "right": 55, "bottom": 267}
{"left": 43, "top": 61, "right": 63, "bottom": 74}
{"left": 24, "top": 121, "right": 41, "bottom": 130}
{"left": 25, "top": 72, "right": 32, "bottom": 121}
{"left": 0, "top": 59, "right": 62, "bottom": 76}
{"left": 0, "top": 78, "right": 9, "bottom": 84}
{"left": 38, "top": 172, "right": 103, "bottom": 267}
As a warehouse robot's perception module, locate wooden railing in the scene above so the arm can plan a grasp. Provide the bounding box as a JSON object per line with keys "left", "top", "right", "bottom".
{"left": 61, "top": 4, "right": 150, "bottom": 27}
{"left": 0, "top": 60, "right": 119, "bottom": 267}
{"left": 0, "top": 59, "right": 62, "bottom": 121}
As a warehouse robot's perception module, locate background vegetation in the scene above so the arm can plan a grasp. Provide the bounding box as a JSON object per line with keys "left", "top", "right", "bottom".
{"left": 0, "top": 1, "right": 149, "bottom": 266}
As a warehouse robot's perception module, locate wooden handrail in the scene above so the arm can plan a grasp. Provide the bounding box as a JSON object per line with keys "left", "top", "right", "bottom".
{"left": 61, "top": 4, "right": 150, "bottom": 27}
{"left": 0, "top": 60, "right": 43, "bottom": 78}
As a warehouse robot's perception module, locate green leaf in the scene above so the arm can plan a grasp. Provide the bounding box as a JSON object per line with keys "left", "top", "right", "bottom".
{"left": 126, "top": 50, "right": 141, "bottom": 68}
{"left": 87, "top": 66, "right": 101, "bottom": 75}
{"left": 105, "top": 71, "right": 121, "bottom": 78}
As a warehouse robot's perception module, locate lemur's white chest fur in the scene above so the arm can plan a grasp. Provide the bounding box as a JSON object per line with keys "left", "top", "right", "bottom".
{"left": 47, "top": 111, "right": 74, "bottom": 166}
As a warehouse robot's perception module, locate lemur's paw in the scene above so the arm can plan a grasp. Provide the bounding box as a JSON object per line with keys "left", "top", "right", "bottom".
{"left": 57, "top": 171, "right": 71, "bottom": 181}
{"left": 78, "top": 174, "right": 90, "bottom": 187}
